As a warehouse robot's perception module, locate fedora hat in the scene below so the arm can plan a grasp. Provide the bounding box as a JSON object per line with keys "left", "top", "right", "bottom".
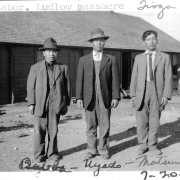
{"left": 39, "top": 37, "right": 61, "bottom": 51}
{"left": 88, "top": 28, "right": 109, "bottom": 42}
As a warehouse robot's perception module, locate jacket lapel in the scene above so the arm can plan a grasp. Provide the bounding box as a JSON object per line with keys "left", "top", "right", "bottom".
{"left": 53, "top": 63, "right": 61, "bottom": 85}
{"left": 40, "top": 61, "right": 47, "bottom": 87}
{"left": 154, "top": 51, "right": 162, "bottom": 70}
{"left": 86, "top": 53, "right": 94, "bottom": 79}
{"left": 99, "top": 54, "right": 109, "bottom": 74}
{"left": 141, "top": 53, "right": 147, "bottom": 79}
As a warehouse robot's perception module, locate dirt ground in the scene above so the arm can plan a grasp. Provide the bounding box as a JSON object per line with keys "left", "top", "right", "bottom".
{"left": 0, "top": 92, "right": 180, "bottom": 178}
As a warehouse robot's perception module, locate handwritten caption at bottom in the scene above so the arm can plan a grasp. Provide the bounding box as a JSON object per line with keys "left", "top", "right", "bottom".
{"left": 19, "top": 157, "right": 71, "bottom": 172}
{"left": 19, "top": 156, "right": 180, "bottom": 178}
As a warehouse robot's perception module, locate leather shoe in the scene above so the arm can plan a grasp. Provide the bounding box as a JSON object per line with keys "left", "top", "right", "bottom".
{"left": 35, "top": 155, "right": 45, "bottom": 163}
{"left": 101, "top": 154, "right": 110, "bottom": 160}
{"left": 49, "top": 154, "right": 60, "bottom": 161}
{"left": 137, "top": 148, "right": 148, "bottom": 156}
{"left": 85, "top": 152, "right": 96, "bottom": 160}
{"left": 148, "top": 147, "right": 162, "bottom": 156}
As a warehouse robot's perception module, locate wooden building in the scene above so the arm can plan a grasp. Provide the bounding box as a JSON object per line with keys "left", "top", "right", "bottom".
{"left": 0, "top": 11, "right": 180, "bottom": 105}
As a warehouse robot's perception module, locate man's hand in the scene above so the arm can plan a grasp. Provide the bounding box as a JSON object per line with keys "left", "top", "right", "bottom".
{"left": 161, "top": 97, "right": 168, "bottom": 107}
{"left": 77, "top": 100, "right": 83, "bottom": 109}
{"left": 111, "top": 99, "right": 119, "bottom": 108}
{"left": 28, "top": 105, "right": 35, "bottom": 115}
{"left": 130, "top": 97, "right": 135, "bottom": 107}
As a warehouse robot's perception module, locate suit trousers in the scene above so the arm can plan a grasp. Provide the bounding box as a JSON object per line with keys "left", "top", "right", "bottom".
{"left": 34, "top": 101, "right": 60, "bottom": 159}
{"left": 85, "top": 89, "right": 111, "bottom": 155}
{"left": 136, "top": 81, "right": 161, "bottom": 150}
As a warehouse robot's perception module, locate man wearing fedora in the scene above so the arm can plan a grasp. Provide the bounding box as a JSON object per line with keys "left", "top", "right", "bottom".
{"left": 76, "top": 28, "right": 120, "bottom": 160}
{"left": 27, "top": 37, "right": 71, "bottom": 162}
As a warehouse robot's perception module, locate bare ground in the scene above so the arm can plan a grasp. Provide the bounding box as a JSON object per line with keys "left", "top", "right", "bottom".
{"left": 0, "top": 93, "right": 180, "bottom": 176}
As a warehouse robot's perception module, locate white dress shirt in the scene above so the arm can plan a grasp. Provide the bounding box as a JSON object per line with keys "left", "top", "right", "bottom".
{"left": 145, "top": 50, "right": 157, "bottom": 81}
{"left": 93, "top": 51, "right": 103, "bottom": 61}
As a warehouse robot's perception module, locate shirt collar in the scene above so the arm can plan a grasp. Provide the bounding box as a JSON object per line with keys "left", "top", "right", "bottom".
{"left": 145, "top": 50, "right": 157, "bottom": 56}
{"left": 93, "top": 50, "right": 103, "bottom": 56}
{"left": 45, "top": 60, "right": 56, "bottom": 65}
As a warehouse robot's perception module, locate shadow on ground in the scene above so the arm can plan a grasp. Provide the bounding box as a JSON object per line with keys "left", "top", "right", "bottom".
{"left": 59, "top": 114, "right": 82, "bottom": 124}
{"left": 157, "top": 118, "right": 180, "bottom": 149}
{"left": 59, "top": 143, "right": 87, "bottom": 157}
{"left": 0, "top": 124, "right": 33, "bottom": 132}
{"left": 109, "top": 127, "right": 138, "bottom": 156}
{"left": 1, "top": 115, "right": 180, "bottom": 158}
{"left": 109, "top": 118, "right": 180, "bottom": 156}
{"left": 0, "top": 110, "right": 6, "bottom": 116}
{"left": 58, "top": 118, "right": 180, "bottom": 157}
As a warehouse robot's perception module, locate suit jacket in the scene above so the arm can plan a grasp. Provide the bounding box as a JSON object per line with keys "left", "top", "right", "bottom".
{"left": 130, "top": 51, "right": 173, "bottom": 111}
{"left": 27, "top": 60, "right": 71, "bottom": 116}
{"left": 76, "top": 53, "right": 120, "bottom": 109}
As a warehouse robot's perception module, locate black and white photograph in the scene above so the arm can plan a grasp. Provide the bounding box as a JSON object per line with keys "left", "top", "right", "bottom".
{"left": 0, "top": 0, "right": 180, "bottom": 179}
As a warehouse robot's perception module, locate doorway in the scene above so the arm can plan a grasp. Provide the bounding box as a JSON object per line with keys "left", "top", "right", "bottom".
{"left": 122, "top": 51, "right": 131, "bottom": 90}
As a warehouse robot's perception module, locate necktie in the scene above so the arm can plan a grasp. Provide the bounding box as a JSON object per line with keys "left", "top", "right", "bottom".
{"left": 46, "top": 62, "right": 54, "bottom": 71}
{"left": 149, "top": 53, "right": 153, "bottom": 81}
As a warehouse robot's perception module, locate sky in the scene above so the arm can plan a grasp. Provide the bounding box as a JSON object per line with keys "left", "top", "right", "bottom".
{"left": 115, "top": 0, "right": 180, "bottom": 41}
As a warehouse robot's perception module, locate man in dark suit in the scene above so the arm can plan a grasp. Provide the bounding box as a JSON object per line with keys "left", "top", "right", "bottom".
{"left": 27, "top": 37, "right": 71, "bottom": 162}
{"left": 130, "top": 30, "right": 172, "bottom": 156}
{"left": 76, "top": 28, "right": 120, "bottom": 160}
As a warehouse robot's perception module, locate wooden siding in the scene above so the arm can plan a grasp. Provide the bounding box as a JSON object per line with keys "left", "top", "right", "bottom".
{"left": 57, "top": 48, "right": 69, "bottom": 66}
{"left": 69, "top": 49, "right": 82, "bottom": 97}
{"left": 0, "top": 43, "right": 179, "bottom": 105}
{"left": 0, "top": 45, "right": 11, "bottom": 105}
{"left": 13, "top": 46, "right": 35, "bottom": 103}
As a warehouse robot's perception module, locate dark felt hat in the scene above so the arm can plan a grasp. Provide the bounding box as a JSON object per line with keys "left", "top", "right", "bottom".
{"left": 88, "top": 28, "right": 109, "bottom": 42}
{"left": 39, "top": 37, "right": 61, "bottom": 51}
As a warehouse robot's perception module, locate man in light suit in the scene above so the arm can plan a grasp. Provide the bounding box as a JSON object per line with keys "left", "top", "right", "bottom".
{"left": 76, "top": 28, "right": 120, "bottom": 160}
{"left": 130, "top": 30, "right": 172, "bottom": 156}
{"left": 27, "top": 37, "right": 71, "bottom": 162}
